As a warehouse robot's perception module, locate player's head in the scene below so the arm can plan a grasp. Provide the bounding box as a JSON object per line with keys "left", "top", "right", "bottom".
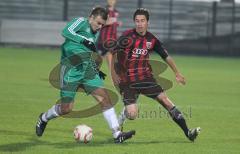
{"left": 133, "top": 8, "right": 149, "bottom": 35}
{"left": 107, "top": 0, "right": 117, "bottom": 7}
{"left": 89, "top": 6, "right": 108, "bottom": 32}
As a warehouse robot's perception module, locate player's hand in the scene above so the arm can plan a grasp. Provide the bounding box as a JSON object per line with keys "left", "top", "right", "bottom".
{"left": 99, "top": 71, "right": 107, "bottom": 80}
{"left": 83, "top": 39, "right": 97, "bottom": 52}
{"left": 175, "top": 72, "right": 186, "bottom": 85}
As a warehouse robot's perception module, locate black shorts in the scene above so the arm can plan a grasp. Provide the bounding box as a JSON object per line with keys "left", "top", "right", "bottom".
{"left": 119, "top": 77, "right": 164, "bottom": 106}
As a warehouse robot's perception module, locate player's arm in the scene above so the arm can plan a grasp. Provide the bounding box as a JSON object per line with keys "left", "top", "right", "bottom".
{"left": 165, "top": 56, "right": 186, "bottom": 85}
{"left": 103, "top": 31, "right": 131, "bottom": 85}
{"left": 62, "top": 17, "right": 92, "bottom": 43}
{"left": 105, "top": 52, "right": 120, "bottom": 85}
{"left": 154, "top": 40, "right": 186, "bottom": 85}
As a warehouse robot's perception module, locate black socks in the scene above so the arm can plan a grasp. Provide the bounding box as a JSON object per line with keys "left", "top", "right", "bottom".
{"left": 169, "top": 106, "right": 189, "bottom": 137}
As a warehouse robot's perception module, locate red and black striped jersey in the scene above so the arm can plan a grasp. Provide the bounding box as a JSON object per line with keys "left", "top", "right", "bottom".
{"left": 98, "top": 8, "right": 119, "bottom": 55}
{"left": 101, "top": 8, "right": 119, "bottom": 39}
{"left": 116, "top": 28, "right": 169, "bottom": 83}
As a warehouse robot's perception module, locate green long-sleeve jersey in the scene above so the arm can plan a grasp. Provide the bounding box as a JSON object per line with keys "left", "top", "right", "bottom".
{"left": 61, "top": 17, "right": 99, "bottom": 61}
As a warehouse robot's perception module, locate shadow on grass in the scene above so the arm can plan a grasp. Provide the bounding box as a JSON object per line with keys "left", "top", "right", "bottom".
{"left": 0, "top": 129, "right": 191, "bottom": 152}
{"left": 0, "top": 136, "right": 47, "bottom": 152}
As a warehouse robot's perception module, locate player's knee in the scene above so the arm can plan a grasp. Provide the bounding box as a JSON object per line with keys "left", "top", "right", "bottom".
{"left": 60, "top": 103, "right": 73, "bottom": 115}
{"left": 126, "top": 110, "right": 138, "bottom": 120}
{"left": 61, "top": 107, "right": 72, "bottom": 115}
{"left": 158, "top": 93, "right": 168, "bottom": 102}
{"left": 93, "top": 89, "right": 113, "bottom": 109}
{"left": 125, "top": 104, "right": 138, "bottom": 120}
{"left": 99, "top": 95, "right": 113, "bottom": 110}
{"left": 156, "top": 93, "right": 174, "bottom": 110}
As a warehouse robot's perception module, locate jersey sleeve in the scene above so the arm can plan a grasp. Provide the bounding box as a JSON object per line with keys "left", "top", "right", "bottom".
{"left": 153, "top": 39, "right": 169, "bottom": 60}
{"left": 61, "top": 17, "right": 90, "bottom": 43}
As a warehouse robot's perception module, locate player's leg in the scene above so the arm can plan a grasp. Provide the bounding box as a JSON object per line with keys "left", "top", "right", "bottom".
{"left": 84, "top": 75, "right": 135, "bottom": 143}
{"left": 91, "top": 87, "right": 135, "bottom": 143}
{"left": 36, "top": 102, "right": 74, "bottom": 135}
{"left": 140, "top": 77, "right": 200, "bottom": 141}
{"left": 35, "top": 91, "right": 76, "bottom": 137}
{"left": 156, "top": 92, "right": 189, "bottom": 135}
{"left": 118, "top": 82, "right": 139, "bottom": 130}
{"left": 156, "top": 92, "right": 200, "bottom": 141}
{"left": 36, "top": 63, "right": 78, "bottom": 137}
{"left": 91, "top": 88, "right": 120, "bottom": 136}
{"left": 120, "top": 104, "right": 138, "bottom": 120}
{"left": 118, "top": 103, "right": 138, "bottom": 131}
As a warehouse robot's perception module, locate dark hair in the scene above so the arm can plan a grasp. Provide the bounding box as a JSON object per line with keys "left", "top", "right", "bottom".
{"left": 90, "top": 6, "right": 108, "bottom": 20}
{"left": 133, "top": 8, "right": 149, "bottom": 21}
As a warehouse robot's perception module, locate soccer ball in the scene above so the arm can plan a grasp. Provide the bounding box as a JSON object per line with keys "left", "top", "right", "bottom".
{"left": 73, "top": 124, "right": 93, "bottom": 143}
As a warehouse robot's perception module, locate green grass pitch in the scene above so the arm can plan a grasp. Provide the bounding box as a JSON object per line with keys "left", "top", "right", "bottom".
{"left": 0, "top": 47, "right": 240, "bottom": 154}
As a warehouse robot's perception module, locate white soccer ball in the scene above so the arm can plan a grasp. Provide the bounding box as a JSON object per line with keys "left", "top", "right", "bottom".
{"left": 73, "top": 124, "right": 93, "bottom": 143}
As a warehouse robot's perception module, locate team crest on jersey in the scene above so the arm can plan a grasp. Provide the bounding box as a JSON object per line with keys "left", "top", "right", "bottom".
{"left": 146, "top": 42, "right": 152, "bottom": 49}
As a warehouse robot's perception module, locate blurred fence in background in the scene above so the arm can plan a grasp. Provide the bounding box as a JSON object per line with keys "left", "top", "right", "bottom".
{"left": 0, "top": 0, "right": 240, "bottom": 56}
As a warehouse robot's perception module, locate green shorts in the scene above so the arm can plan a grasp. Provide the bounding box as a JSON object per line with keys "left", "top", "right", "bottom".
{"left": 59, "top": 61, "right": 103, "bottom": 103}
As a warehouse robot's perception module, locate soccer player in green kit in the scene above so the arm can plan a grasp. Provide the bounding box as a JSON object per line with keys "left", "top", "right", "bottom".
{"left": 35, "top": 7, "right": 135, "bottom": 143}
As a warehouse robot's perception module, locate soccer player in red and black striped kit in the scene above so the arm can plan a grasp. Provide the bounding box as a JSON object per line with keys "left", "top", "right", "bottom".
{"left": 97, "top": 0, "right": 122, "bottom": 84}
{"left": 116, "top": 8, "right": 200, "bottom": 142}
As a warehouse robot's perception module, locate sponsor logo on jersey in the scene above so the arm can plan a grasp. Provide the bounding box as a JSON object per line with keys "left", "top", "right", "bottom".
{"left": 132, "top": 48, "right": 148, "bottom": 57}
